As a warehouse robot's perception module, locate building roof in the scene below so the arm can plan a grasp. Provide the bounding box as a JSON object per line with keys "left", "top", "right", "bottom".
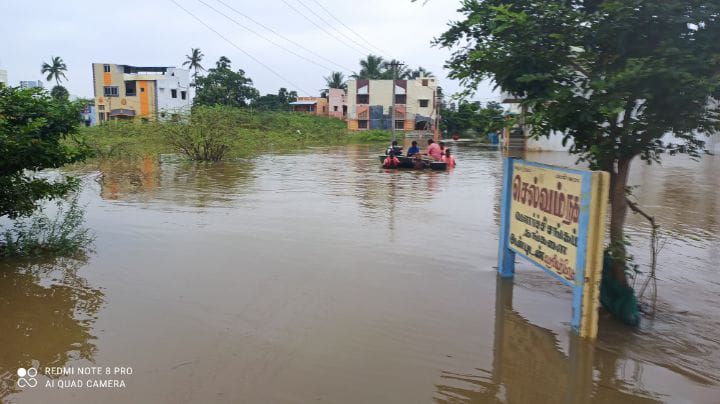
{"left": 289, "top": 101, "right": 317, "bottom": 105}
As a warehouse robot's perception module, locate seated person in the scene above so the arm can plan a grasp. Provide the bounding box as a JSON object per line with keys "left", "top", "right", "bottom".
{"left": 425, "top": 139, "right": 443, "bottom": 161}
{"left": 383, "top": 152, "right": 400, "bottom": 168}
{"left": 385, "top": 140, "right": 403, "bottom": 156}
{"left": 407, "top": 141, "right": 420, "bottom": 156}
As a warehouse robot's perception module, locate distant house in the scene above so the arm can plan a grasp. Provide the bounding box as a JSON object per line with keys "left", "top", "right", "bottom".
{"left": 92, "top": 63, "right": 191, "bottom": 123}
{"left": 0, "top": 70, "right": 7, "bottom": 86}
{"left": 289, "top": 96, "right": 328, "bottom": 116}
{"left": 19, "top": 80, "right": 43, "bottom": 89}
{"left": 345, "top": 78, "right": 439, "bottom": 133}
{"left": 327, "top": 88, "right": 347, "bottom": 120}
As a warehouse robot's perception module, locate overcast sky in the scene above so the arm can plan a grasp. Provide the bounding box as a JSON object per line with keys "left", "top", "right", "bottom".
{"left": 0, "top": 0, "right": 498, "bottom": 102}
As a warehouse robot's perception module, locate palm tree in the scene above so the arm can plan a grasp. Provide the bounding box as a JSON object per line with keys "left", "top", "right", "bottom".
{"left": 41, "top": 56, "right": 68, "bottom": 86}
{"left": 324, "top": 71, "right": 347, "bottom": 90}
{"left": 182, "top": 48, "right": 205, "bottom": 82}
{"left": 409, "top": 66, "right": 434, "bottom": 79}
{"left": 351, "top": 55, "right": 386, "bottom": 79}
{"left": 381, "top": 59, "right": 411, "bottom": 79}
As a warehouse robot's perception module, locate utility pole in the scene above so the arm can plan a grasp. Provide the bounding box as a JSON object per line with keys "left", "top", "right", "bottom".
{"left": 386, "top": 61, "right": 404, "bottom": 141}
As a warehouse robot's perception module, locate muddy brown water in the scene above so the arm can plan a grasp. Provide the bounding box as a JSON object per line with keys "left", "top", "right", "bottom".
{"left": 1, "top": 144, "right": 718, "bottom": 403}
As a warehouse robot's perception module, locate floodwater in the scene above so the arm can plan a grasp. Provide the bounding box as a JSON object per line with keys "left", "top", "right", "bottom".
{"left": 1, "top": 143, "right": 718, "bottom": 403}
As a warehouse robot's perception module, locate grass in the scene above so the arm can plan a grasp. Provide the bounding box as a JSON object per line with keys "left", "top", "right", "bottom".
{"left": 79, "top": 109, "right": 396, "bottom": 161}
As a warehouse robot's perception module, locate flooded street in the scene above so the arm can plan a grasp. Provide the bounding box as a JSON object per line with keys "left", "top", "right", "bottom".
{"left": 1, "top": 143, "right": 718, "bottom": 403}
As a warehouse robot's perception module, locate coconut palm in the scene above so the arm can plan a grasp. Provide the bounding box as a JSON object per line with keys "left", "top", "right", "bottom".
{"left": 409, "top": 66, "right": 434, "bottom": 79}
{"left": 182, "top": 48, "right": 205, "bottom": 82}
{"left": 41, "top": 56, "right": 68, "bottom": 86}
{"left": 324, "top": 71, "right": 347, "bottom": 90}
{"left": 351, "top": 55, "right": 386, "bottom": 80}
{"left": 381, "top": 59, "right": 412, "bottom": 79}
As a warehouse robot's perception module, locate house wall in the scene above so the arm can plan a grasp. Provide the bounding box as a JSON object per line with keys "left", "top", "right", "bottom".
{"left": 92, "top": 63, "right": 190, "bottom": 122}
{"left": 156, "top": 67, "right": 191, "bottom": 116}
{"left": 295, "top": 97, "right": 328, "bottom": 116}
{"left": 346, "top": 78, "right": 438, "bottom": 130}
{"left": 327, "top": 88, "right": 346, "bottom": 119}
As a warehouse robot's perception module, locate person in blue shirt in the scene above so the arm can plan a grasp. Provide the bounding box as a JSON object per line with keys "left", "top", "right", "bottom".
{"left": 407, "top": 140, "right": 420, "bottom": 156}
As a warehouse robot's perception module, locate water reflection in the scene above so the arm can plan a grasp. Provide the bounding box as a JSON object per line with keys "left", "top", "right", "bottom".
{"left": 435, "top": 278, "right": 660, "bottom": 403}
{"left": 0, "top": 256, "right": 104, "bottom": 400}
{"left": 89, "top": 155, "right": 256, "bottom": 209}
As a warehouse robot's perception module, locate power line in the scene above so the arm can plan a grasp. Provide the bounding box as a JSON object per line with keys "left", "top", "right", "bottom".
{"left": 195, "top": 0, "right": 337, "bottom": 72}
{"left": 204, "top": 0, "right": 354, "bottom": 72}
{"left": 169, "top": 0, "right": 311, "bottom": 95}
{"left": 277, "top": 0, "right": 369, "bottom": 57}
{"left": 307, "top": 0, "right": 389, "bottom": 57}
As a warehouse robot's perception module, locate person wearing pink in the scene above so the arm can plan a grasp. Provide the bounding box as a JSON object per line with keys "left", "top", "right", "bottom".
{"left": 383, "top": 152, "right": 400, "bottom": 168}
{"left": 425, "top": 139, "right": 442, "bottom": 161}
{"left": 442, "top": 148, "right": 456, "bottom": 167}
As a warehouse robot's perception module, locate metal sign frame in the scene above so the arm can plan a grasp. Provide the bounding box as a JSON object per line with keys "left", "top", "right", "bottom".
{"left": 497, "top": 157, "right": 609, "bottom": 338}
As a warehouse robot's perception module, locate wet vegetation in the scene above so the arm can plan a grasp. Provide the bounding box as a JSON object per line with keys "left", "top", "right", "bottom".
{"left": 80, "top": 107, "right": 393, "bottom": 161}
{"left": 0, "top": 195, "right": 93, "bottom": 258}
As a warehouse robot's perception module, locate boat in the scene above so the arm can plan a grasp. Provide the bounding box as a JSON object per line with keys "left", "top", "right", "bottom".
{"left": 378, "top": 155, "right": 447, "bottom": 171}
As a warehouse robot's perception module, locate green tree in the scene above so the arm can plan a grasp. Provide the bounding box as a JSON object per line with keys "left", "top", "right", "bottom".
{"left": 352, "top": 55, "right": 386, "bottom": 79}
{"left": 0, "top": 86, "right": 89, "bottom": 219}
{"left": 50, "top": 85, "right": 69, "bottom": 100}
{"left": 194, "top": 57, "right": 259, "bottom": 107}
{"left": 437, "top": 0, "right": 720, "bottom": 284}
{"left": 254, "top": 88, "right": 298, "bottom": 111}
{"left": 182, "top": 47, "right": 205, "bottom": 84}
{"left": 408, "top": 66, "right": 434, "bottom": 79}
{"left": 381, "top": 59, "right": 411, "bottom": 79}
{"left": 324, "top": 71, "right": 347, "bottom": 90}
{"left": 41, "top": 56, "right": 68, "bottom": 86}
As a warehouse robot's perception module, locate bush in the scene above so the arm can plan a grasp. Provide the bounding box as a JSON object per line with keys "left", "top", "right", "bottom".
{"left": 163, "top": 106, "right": 235, "bottom": 161}
{"left": 0, "top": 194, "right": 94, "bottom": 258}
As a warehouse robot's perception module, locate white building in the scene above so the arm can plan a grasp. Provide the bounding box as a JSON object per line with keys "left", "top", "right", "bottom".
{"left": 0, "top": 70, "right": 7, "bottom": 86}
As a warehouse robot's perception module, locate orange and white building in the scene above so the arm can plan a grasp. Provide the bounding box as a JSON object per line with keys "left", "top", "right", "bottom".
{"left": 92, "top": 63, "right": 191, "bottom": 123}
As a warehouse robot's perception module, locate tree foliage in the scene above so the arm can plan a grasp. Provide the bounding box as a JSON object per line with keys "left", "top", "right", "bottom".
{"left": 194, "top": 57, "right": 259, "bottom": 107}
{"left": 442, "top": 101, "right": 506, "bottom": 137}
{"left": 254, "top": 88, "right": 298, "bottom": 111}
{"left": 182, "top": 47, "right": 205, "bottom": 83}
{"left": 0, "top": 86, "right": 89, "bottom": 218}
{"left": 437, "top": 0, "right": 720, "bottom": 283}
{"left": 41, "top": 56, "right": 68, "bottom": 86}
{"left": 324, "top": 71, "right": 347, "bottom": 90}
{"left": 50, "top": 85, "right": 69, "bottom": 100}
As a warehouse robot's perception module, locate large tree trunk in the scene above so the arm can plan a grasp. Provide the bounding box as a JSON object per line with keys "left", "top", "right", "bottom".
{"left": 608, "top": 157, "right": 632, "bottom": 287}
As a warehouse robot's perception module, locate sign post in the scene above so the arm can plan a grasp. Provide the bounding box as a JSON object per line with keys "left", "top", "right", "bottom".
{"left": 497, "top": 157, "right": 609, "bottom": 339}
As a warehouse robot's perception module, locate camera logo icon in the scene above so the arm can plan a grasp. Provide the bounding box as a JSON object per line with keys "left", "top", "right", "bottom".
{"left": 17, "top": 367, "right": 38, "bottom": 388}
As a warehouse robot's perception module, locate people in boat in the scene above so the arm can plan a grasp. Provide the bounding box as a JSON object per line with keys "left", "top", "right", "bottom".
{"left": 439, "top": 141, "right": 446, "bottom": 156}
{"left": 383, "top": 151, "right": 400, "bottom": 168}
{"left": 412, "top": 153, "right": 426, "bottom": 169}
{"left": 425, "top": 139, "right": 443, "bottom": 161}
{"left": 386, "top": 140, "right": 403, "bottom": 156}
{"left": 442, "top": 148, "right": 456, "bottom": 167}
{"left": 407, "top": 141, "right": 420, "bottom": 157}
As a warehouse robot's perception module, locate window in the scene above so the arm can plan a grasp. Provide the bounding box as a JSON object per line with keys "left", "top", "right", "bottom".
{"left": 98, "top": 105, "right": 105, "bottom": 111}
{"left": 125, "top": 81, "right": 136, "bottom": 96}
{"left": 141, "top": 87, "right": 145, "bottom": 93}
{"left": 171, "top": 89, "right": 177, "bottom": 98}
{"left": 419, "top": 99, "right": 429, "bottom": 108}
{"left": 103, "top": 86, "right": 119, "bottom": 97}
{"left": 333, "top": 106, "right": 338, "bottom": 111}
{"left": 358, "top": 120, "right": 368, "bottom": 129}
{"left": 395, "top": 94, "right": 406, "bottom": 104}
{"left": 421, "top": 79, "right": 429, "bottom": 86}
{"left": 395, "top": 120, "right": 405, "bottom": 130}
{"left": 181, "top": 91, "right": 187, "bottom": 100}
{"left": 356, "top": 94, "right": 369, "bottom": 104}
{"left": 103, "top": 64, "right": 110, "bottom": 73}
